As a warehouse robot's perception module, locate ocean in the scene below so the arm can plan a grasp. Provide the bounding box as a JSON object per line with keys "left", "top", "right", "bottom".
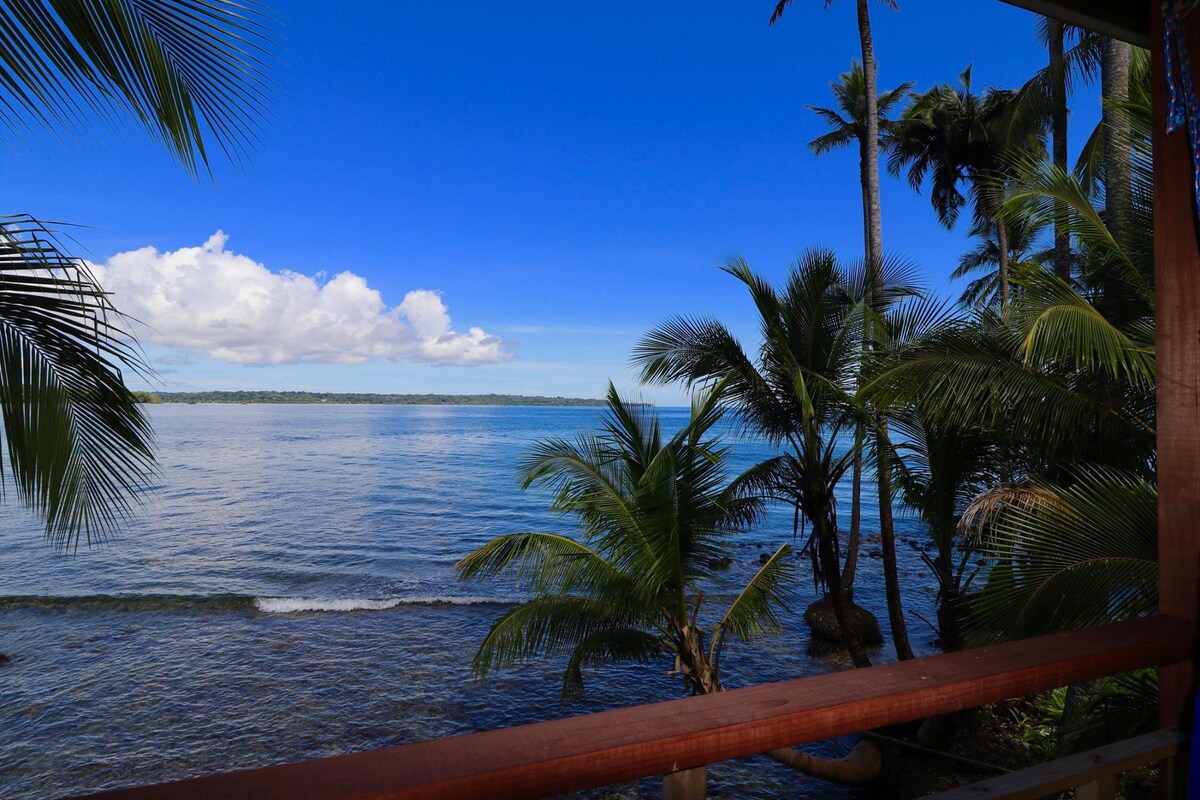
{"left": 0, "top": 404, "right": 938, "bottom": 799}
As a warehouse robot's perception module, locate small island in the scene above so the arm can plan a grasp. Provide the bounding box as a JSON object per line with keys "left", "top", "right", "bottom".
{"left": 135, "top": 390, "right": 611, "bottom": 406}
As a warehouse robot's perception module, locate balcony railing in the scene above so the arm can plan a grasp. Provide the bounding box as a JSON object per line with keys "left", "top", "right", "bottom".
{"left": 82, "top": 614, "right": 1193, "bottom": 800}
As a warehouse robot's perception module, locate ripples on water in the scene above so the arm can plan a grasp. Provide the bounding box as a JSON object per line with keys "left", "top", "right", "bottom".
{"left": 0, "top": 405, "right": 938, "bottom": 798}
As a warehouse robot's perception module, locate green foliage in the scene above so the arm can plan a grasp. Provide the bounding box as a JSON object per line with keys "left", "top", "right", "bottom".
{"left": 0, "top": 2, "right": 279, "bottom": 549}
{"left": 807, "top": 61, "right": 913, "bottom": 157}
{"left": 152, "top": 391, "right": 609, "bottom": 406}
{"left": 0, "top": 0, "right": 277, "bottom": 175}
{"left": 457, "top": 383, "right": 794, "bottom": 698}
{"left": 0, "top": 217, "right": 156, "bottom": 550}
{"left": 966, "top": 468, "right": 1157, "bottom": 638}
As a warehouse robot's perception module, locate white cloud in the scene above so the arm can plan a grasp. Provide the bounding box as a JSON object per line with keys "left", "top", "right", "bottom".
{"left": 92, "top": 232, "right": 510, "bottom": 367}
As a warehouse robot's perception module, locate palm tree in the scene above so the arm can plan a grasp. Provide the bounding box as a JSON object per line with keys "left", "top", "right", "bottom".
{"left": 457, "top": 384, "right": 880, "bottom": 793}
{"left": 888, "top": 410, "right": 994, "bottom": 651}
{"left": 0, "top": 1, "right": 274, "bottom": 549}
{"left": 1047, "top": 17, "right": 1071, "bottom": 280}
{"left": 808, "top": 62, "right": 912, "bottom": 604}
{"left": 634, "top": 250, "right": 918, "bottom": 668}
{"left": 458, "top": 382, "right": 790, "bottom": 700}
{"left": 888, "top": 67, "right": 1042, "bottom": 310}
{"left": 808, "top": 62, "right": 913, "bottom": 263}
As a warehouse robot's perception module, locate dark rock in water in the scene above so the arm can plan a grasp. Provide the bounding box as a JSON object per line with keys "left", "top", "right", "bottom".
{"left": 0, "top": 652, "right": 10, "bottom": 666}
{"left": 706, "top": 556, "right": 733, "bottom": 570}
{"left": 868, "top": 549, "right": 883, "bottom": 559}
{"left": 804, "top": 596, "right": 883, "bottom": 647}
{"left": 758, "top": 552, "right": 772, "bottom": 565}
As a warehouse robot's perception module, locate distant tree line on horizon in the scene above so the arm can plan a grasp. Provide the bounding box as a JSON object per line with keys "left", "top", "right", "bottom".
{"left": 135, "top": 390, "right": 612, "bottom": 407}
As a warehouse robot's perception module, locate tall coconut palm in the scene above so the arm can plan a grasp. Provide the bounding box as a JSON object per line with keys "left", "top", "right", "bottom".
{"left": 808, "top": 62, "right": 913, "bottom": 262}
{"left": 1047, "top": 17, "right": 1071, "bottom": 280}
{"left": 808, "top": 62, "right": 912, "bottom": 603}
{"left": 635, "top": 250, "right": 917, "bottom": 668}
{"left": 457, "top": 383, "right": 878, "bottom": 794}
{"left": 0, "top": 0, "right": 274, "bottom": 549}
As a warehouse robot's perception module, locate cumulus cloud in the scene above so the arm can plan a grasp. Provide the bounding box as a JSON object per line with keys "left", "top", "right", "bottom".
{"left": 91, "top": 232, "right": 510, "bottom": 367}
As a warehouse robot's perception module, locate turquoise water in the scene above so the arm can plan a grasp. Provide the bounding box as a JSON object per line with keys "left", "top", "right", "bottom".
{"left": 0, "top": 405, "right": 937, "bottom": 798}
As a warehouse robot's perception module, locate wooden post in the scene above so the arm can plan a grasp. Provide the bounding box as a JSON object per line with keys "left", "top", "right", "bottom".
{"left": 1075, "top": 775, "right": 1117, "bottom": 800}
{"left": 1153, "top": 0, "right": 1200, "bottom": 745}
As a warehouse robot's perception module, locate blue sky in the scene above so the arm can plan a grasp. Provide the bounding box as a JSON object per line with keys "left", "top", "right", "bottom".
{"left": 0, "top": 1, "right": 1100, "bottom": 405}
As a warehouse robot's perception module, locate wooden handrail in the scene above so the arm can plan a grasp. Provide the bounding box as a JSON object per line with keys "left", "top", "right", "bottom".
{"left": 924, "top": 728, "right": 1186, "bottom": 799}
{"left": 82, "top": 615, "right": 1195, "bottom": 800}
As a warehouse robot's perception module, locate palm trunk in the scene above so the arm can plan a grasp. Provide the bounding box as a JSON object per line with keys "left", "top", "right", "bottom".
{"left": 876, "top": 418, "right": 913, "bottom": 660}
{"left": 663, "top": 767, "right": 706, "bottom": 800}
{"left": 935, "top": 522, "right": 962, "bottom": 652}
{"left": 767, "top": 740, "right": 882, "bottom": 785}
{"left": 842, "top": 428, "right": 864, "bottom": 590}
{"left": 1048, "top": 17, "right": 1071, "bottom": 280}
{"left": 816, "top": 507, "right": 873, "bottom": 668}
{"left": 996, "top": 218, "right": 1010, "bottom": 310}
{"left": 1101, "top": 37, "right": 1132, "bottom": 251}
{"left": 856, "top": 0, "right": 883, "bottom": 265}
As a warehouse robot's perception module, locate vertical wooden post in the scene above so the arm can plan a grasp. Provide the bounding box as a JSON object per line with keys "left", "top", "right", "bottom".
{"left": 1153, "top": 0, "right": 1200, "bottom": 739}
{"left": 1076, "top": 775, "right": 1117, "bottom": 800}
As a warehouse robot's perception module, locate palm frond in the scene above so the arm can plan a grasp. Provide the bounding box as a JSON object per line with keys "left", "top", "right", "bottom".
{"left": 967, "top": 468, "right": 1157, "bottom": 637}
{"left": 0, "top": 0, "right": 278, "bottom": 174}
{"left": 710, "top": 543, "right": 795, "bottom": 661}
{"left": 561, "top": 628, "right": 665, "bottom": 699}
{"left": 0, "top": 215, "right": 156, "bottom": 550}
{"left": 471, "top": 595, "right": 653, "bottom": 681}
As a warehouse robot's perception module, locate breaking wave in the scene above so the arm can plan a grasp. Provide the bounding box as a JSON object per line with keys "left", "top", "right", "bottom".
{"left": 0, "top": 593, "right": 511, "bottom": 613}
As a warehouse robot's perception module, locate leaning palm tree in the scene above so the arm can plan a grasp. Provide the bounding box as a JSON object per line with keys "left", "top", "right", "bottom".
{"left": 634, "top": 250, "right": 918, "bottom": 668}
{"left": 458, "top": 382, "right": 790, "bottom": 701}
{"left": 457, "top": 383, "right": 879, "bottom": 795}
{"left": 0, "top": 1, "right": 274, "bottom": 548}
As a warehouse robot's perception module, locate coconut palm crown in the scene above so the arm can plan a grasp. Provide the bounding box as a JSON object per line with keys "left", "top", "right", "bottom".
{"left": 457, "top": 382, "right": 795, "bottom": 698}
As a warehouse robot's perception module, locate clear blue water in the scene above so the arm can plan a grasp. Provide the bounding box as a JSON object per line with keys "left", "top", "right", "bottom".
{"left": 0, "top": 405, "right": 938, "bottom": 799}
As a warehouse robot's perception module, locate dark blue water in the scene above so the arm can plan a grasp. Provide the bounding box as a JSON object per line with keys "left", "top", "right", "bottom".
{"left": 0, "top": 405, "right": 937, "bottom": 799}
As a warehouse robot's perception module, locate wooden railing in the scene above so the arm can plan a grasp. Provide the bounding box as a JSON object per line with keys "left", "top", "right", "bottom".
{"left": 82, "top": 614, "right": 1194, "bottom": 800}
{"left": 926, "top": 728, "right": 1187, "bottom": 800}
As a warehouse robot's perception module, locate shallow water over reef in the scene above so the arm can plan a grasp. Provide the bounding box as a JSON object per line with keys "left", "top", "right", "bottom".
{"left": 0, "top": 405, "right": 938, "bottom": 798}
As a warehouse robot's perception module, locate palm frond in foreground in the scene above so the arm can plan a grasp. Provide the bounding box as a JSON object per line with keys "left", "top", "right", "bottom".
{"left": 0, "top": 215, "right": 156, "bottom": 550}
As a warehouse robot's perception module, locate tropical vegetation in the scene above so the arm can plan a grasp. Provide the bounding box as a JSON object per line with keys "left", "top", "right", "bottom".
{"left": 0, "top": 0, "right": 274, "bottom": 550}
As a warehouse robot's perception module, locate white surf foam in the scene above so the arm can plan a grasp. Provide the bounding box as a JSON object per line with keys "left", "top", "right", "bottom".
{"left": 253, "top": 595, "right": 505, "bottom": 613}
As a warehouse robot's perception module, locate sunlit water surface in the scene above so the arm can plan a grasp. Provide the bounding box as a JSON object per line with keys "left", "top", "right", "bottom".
{"left": 0, "top": 405, "right": 939, "bottom": 798}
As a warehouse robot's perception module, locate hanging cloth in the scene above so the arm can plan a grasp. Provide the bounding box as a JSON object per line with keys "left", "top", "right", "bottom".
{"left": 1164, "top": 1, "right": 1200, "bottom": 212}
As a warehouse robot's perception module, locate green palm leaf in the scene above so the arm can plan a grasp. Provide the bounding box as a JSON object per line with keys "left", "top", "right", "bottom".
{"left": 0, "top": 0, "right": 276, "bottom": 174}
{"left": 0, "top": 215, "right": 155, "bottom": 550}
{"left": 967, "top": 468, "right": 1157, "bottom": 637}
{"left": 710, "top": 543, "right": 796, "bottom": 669}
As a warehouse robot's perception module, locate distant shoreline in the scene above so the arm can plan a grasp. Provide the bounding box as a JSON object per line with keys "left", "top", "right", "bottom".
{"left": 135, "top": 390, "right": 613, "bottom": 407}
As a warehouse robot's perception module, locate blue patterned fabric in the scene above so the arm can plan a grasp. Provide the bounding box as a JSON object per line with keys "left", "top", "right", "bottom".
{"left": 1164, "top": 2, "right": 1200, "bottom": 213}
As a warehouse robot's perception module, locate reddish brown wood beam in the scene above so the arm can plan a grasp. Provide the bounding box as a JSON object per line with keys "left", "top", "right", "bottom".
{"left": 998, "top": 0, "right": 1149, "bottom": 48}
{"left": 1153, "top": 1, "right": 1200, "bottom": 734}
{"left": 82, "top": 616, "right": 1193, "bottom": 800}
